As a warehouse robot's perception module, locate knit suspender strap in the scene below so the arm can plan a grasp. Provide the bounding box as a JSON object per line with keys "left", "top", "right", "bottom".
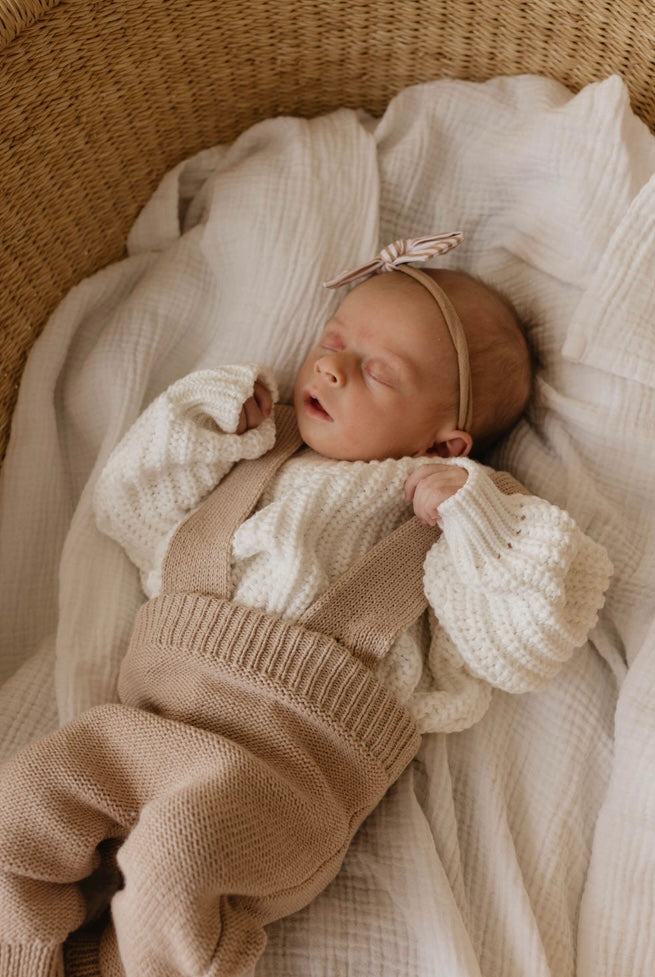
{"left": 300, "top": 470, "right": 530, "bottom": 663}
{"left": 298, "top": 517, "right": 438, "bottom": 666}
{"left": 161, "top": 403, "right": 439, "bottom": 666}
{"left": 162, "top": 405, "right": 302, "bottom": 597}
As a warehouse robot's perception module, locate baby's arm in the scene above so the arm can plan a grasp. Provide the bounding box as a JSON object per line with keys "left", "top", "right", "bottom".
{"left": 93, "top": 364, "right": 277, "bottom": 594}
{"left": 414, "top": 459, "right": 613, "bottom": 695}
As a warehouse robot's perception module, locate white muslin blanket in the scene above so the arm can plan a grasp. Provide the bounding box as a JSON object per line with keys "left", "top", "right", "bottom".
{"left": 2, "top": 73, "right": 655, "bottom": 976}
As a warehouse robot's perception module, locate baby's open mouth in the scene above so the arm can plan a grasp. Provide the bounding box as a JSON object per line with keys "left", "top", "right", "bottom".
{"left": 304, "top": 392, "right": 332, "bottom": 421}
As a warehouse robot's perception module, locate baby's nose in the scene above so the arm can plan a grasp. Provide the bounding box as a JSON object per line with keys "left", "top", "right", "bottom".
{"left": 315, "top": 354, "right": 345, "bottom": 385}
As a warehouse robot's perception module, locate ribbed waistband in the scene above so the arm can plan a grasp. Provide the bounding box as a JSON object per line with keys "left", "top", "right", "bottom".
{"left": 124, "top": 594, "right": 420, "bottom": 782}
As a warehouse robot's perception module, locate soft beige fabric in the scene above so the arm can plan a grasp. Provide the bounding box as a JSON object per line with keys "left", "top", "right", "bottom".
{"left": 0, "top": 409, "right": 420, "bottom": 976}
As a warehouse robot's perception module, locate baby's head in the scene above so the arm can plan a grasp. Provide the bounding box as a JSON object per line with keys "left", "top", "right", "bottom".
{"left": 293, "top": 268, "right": 531, "bottom": 462}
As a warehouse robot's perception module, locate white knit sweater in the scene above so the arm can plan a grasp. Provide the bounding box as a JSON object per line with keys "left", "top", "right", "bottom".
{"left": 93, "top": 364, "right": 612, "bottom": 734}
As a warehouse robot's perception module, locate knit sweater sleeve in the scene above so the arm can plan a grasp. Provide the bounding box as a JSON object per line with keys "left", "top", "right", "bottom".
{"left": 422, "top": 458, "right": 613, "bottom": 695}
{"left": 93, "top": 364, "right": 278, "bottom": 595}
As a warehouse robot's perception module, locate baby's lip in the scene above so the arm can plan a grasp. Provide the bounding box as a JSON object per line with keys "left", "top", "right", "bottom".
{"left": 303, "top": 389, "right": 332, "bottom": 421}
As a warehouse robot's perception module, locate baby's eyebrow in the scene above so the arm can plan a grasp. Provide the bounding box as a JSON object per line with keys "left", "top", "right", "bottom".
{"left": 320, "top": 327, "right": 346, "bottom": 349}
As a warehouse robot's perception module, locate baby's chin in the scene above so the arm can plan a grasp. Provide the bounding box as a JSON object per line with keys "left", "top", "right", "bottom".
{"left": 297, "top": 425, "right": 403, "bottom": 462}
{"left": 296, "top": 423, "right": 347, "bottom": 460}
{"left": 296, "top": 420, "right": 357, "bottom": 461}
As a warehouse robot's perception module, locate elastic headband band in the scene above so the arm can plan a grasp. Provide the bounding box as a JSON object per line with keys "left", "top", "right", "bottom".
{"left": 394, "top": 265, "right": 473, "bottom": 433}
{"left": 323, "top": 234, "right": 473, "bottom": 432}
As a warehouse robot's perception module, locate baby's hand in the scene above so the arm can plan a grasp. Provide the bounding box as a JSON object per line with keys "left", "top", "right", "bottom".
{"left": 404, "top": 464, "right": 468, "bottom": 526}
{"left": 236, "top": 380, "right": 273, "bottom": 434}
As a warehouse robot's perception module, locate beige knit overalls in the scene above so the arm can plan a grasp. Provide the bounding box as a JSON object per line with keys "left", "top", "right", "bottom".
{"left": 1, "top": 406, "right": 463, "bottom": 977}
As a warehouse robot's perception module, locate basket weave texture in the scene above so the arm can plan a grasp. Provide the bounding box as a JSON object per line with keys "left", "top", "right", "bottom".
{"left": 1, "top": 0, "right": 654, "bottom": 464}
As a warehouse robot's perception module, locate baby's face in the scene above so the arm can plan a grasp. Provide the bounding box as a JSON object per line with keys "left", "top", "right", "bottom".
{"left": 294, "top": 273, "right": 459, "bottom": 461}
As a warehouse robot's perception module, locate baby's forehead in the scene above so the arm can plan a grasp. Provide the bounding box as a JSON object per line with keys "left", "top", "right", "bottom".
{"left": 336, "top": 271, "right": 441, "bottom": 321}
{"left": 333, "top": 274, "right": 462, "bottom": 358}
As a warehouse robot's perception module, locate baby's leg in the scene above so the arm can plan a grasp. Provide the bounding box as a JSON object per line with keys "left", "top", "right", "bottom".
{"left": 108, "top": 729, "right": 367, "bottom": 977}
{"left": 113, "top": 659, "right": 417, "bottom": 977}
{"left": 0, "top": 694, "right": 365, "bottom": 977}
{"left": 103, "top": 604, "right": 421, "bottom": 977}
{"left": 0, "top": 646, "right": 419, "bottom": 977}
{"left": 0, "top": 702, "right": 190, "bottom": 973}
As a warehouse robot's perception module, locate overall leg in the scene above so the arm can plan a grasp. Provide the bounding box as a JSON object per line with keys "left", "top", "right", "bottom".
{"left": 88, "top": 587, "right": 423, "bottom": 977}
{"left": 0, "top": 691, "right": 385, "bottom": 977}
{"left": 110, "top": 702, "right": 389, "bottom": 977}
{"left": 0, "top": 703, "right": 209, "bottom": 975}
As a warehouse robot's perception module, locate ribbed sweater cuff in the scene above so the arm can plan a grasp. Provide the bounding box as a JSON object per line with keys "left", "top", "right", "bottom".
{"left": 167, "top": 364, "right": 278, "bottom": 433}
{"left": 437, "top": 460, "right": 577, "bottom": 599}
{"left": 0, "top": 943, "right": 62, "bottom": 976}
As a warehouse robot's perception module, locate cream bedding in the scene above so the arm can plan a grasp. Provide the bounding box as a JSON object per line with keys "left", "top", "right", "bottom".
{"left": 1, "top": 73, "right": 654, "bottom": 976}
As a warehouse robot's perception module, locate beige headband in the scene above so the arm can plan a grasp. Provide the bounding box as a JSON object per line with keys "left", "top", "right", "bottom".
{"left": 324, "top": 235, "right": 473, "bottom": 432}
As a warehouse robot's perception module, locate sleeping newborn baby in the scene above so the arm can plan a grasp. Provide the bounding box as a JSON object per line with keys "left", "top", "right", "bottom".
{"left": 0, "top": 237, "right": 612, "bottom": 977}
{"left": 96, "top": 243, "right": 594, "bottom": 714}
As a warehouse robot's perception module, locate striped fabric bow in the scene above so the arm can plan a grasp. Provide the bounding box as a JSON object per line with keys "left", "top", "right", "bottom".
{"left": 323, "top": 232, "right": 463, "bottom": 288}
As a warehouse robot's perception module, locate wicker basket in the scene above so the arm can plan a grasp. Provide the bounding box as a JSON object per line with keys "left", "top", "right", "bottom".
{"left": 1, "top": 0, "right": 653, "bottom": 464}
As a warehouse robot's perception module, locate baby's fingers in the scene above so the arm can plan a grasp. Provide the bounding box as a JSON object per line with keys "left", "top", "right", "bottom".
{"left": 404, "top": 463, "right": 449, "bottom": 501}
{"left": 243, "top": 396, "right": 264, "bottom": 432}
{"left": 237, "top": 381, "right": 273, "bottom": 434}
{"left": 412, "top": 479, "right": 444, "bottom": 526}
{"left": 253, "top": 380, "right": 273, "bottom": 419}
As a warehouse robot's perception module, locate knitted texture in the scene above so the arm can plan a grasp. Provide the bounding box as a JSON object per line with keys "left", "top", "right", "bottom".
{"left": 0, "top": 945, "right": 62, "bottom": 977}
{"left": 427, "top": 460, "right": 613, "bottom": 691}
{"left": 93, "top": 366, "right": 613, "bottom": 725}
{"left": 405, "top": 616, "right": 493, "bottom": 733}
{"left": 122, "top": 593, "right": 419, "bottom": 780}
{"left": 0, "top": 407, "right": 421, "bottom": 977}
{"left": 94, "top": 365, "right": 278, "bottom": 581}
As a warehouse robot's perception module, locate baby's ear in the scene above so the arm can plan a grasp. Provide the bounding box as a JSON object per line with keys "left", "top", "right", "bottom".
{"left": 429, "top": 432, "right": 473, "bottom": 458}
